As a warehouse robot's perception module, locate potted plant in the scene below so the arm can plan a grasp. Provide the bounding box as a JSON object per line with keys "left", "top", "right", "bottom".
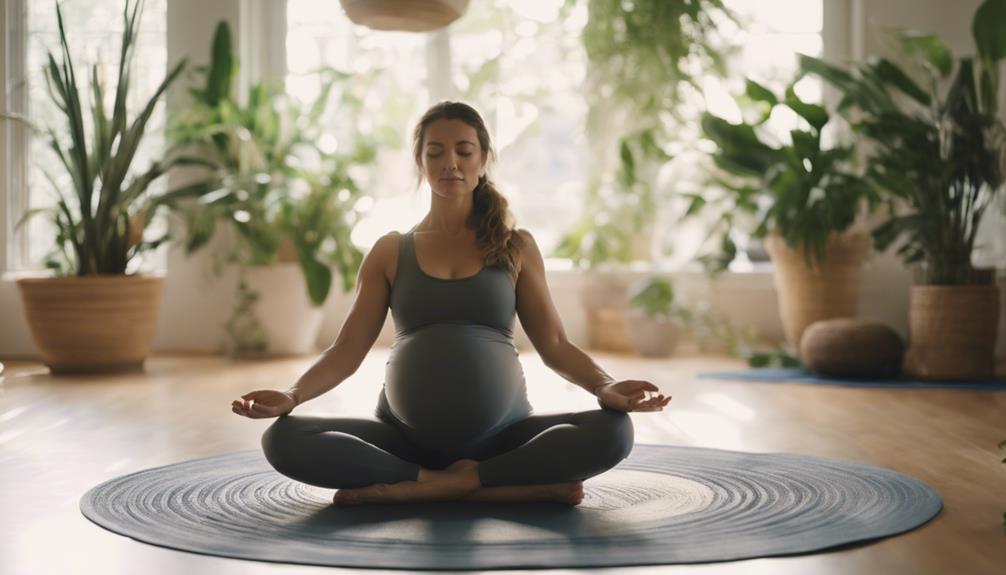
{"left": 158, "top": 22, "right": 381, "bottom": 356}
{"left": 555, "top": 0, "right": 735, "bottom": 352}
{"left": 625, "top": 277, "right": 690, "bottom": 357}
{"left": 688, "top": 77, "right": 881, "bottom": 349}
{"left": 799, "top": 0, "right": 1006, "bottom": 379}
{"left": 8, "top": 0, "right": 186, "bottom": 373}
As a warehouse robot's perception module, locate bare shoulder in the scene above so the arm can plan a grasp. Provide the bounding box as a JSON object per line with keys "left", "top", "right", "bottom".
{"left": 513, "top": 227, "right": 543, "bottom": 279}
{"left": 368, "top": 231, "right": 402, "bottom": 285}
{"left": 514, "top": 227, "right": 540, "bottom": 255}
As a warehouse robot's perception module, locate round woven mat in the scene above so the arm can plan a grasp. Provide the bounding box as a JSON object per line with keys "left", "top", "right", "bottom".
{"left": 80, "top": 444, "right": 942, "bottom": 569}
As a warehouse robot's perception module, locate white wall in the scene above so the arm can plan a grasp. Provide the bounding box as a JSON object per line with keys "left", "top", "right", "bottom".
{"left": 2, "top": 0, "right": 1003, "bottom": 371}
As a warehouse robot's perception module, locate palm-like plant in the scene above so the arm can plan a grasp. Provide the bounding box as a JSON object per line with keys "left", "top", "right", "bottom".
{"left": 11, "top": 0, "right": 187, "bottom": 275}
{"left": 689, "top": 78, "right": 880, "bottom": 271}
{"left": 798, "top": 0, "right": 1006, "bottom": 285}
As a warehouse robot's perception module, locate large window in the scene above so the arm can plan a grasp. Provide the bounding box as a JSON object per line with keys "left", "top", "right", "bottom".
{"left": 286, "top": 0, "right": 587, "bottom": 253}
{"left": 286, "top": 0, "right": 822, "bottom": 266}
{"left": 6, "top": 0, "right": 168, "bottom": 272}
{"left": 4, "top": 0, "right": 823, "bottom": 271}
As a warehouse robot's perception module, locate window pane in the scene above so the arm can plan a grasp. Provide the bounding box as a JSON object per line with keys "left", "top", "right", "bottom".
{"left": 676, "top": 0, "right": 825, "bottom": 269}
{"left": 450, "top": 0, "right": 588, "bottom": 253}
{"left": 286, "top": 0, "right": 427, "bottom": 250}
{"left": 286, "top": 0, "right": 589, "bottom": 254}
{"left": 25, "top": 0, "right": 168, "bottom": 272}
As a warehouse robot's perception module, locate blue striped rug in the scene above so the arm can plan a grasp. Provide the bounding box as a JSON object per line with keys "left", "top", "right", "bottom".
{"left": 697, "top": 368, "right": 1006, "bottom": 390}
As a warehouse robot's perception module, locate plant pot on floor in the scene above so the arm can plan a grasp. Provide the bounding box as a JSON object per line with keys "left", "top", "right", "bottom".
{"left": 17, "top": 275, "right": 163, "bottom": 373}
{"left": 227, "top": 263, "right": 325, "bottom": 357}
{"left": 765, "top": 232, "right": 870, "bottom": 349}
{"left": 579, "top": 270, "right": 633, "bottom": 353}
{"left": 626, "top": 310, "right": 682, "bottom": 358}
{"left": 903, "top": 284, "right": 1001, "bottom": 380}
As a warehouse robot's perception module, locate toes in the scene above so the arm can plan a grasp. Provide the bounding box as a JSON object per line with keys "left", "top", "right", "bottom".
{"left": 333, "top": 491, "right": 358, "bottom": 506}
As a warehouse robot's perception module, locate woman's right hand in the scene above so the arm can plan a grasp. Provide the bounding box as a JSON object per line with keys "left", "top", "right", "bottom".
{"left": 231, "top": 390, "right": 297, "bottom": 419}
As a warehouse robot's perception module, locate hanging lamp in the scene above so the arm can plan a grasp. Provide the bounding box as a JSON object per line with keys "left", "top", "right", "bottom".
{"left": 339, "top": 0, "right": 470, "bottom": 32}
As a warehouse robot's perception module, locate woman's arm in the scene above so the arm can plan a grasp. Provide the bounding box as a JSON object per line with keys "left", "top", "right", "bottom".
{"left": 283, "top": 232, "right": 397, "bottom": 408}
{"left": 513, "top": 229, "right": 615, "bottom": 395}
{"left": 513, "top": 229, "right": 670, "bottom": 413}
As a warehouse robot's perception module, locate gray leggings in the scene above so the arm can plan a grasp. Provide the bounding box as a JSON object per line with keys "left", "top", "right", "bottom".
{"left": 261, "top": 407, "right": 634, "bottom": 489}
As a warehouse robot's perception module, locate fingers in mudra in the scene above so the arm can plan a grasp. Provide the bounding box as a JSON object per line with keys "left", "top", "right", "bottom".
{"left": 231, "top": 390, "right": 295, "bottom": 418}
{"left": 630, "top": 392, "right": 671, "bottom": 411}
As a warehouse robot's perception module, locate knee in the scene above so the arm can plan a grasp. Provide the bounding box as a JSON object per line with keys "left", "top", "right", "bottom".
{"left": 261, "top": 415, "right": 304, "bottom": 472}
{"left": 583, "top": 409, "right": 634, "bottom": 467}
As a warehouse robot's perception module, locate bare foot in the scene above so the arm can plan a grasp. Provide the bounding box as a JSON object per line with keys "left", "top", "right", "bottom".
{"left": 333, "top": 461, "right": 481, "bottom": 506}
{"left": 445, "top": 458, "right": 480, "bottom": 473}
{"left": 552, "top": 481, "right": 585, "bottom": 506}
{"left": 459, "top": 480, "right": 584, "bottom": 506}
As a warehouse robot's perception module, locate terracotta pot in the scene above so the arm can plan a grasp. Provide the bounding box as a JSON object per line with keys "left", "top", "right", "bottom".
{"left": 16, "top": 275, "right": 163, "bottom": 373}
{"left": 903, "top": 284, "right": 1000, "bottom": 380}
{"left": 579, "top": 270, "right": 633, "bottom": 353}
{"left": 626, "top": 310, "right": 681, "bottom": 358}
{"left": 765, "top": 233, "right": 870, "bottom": 349}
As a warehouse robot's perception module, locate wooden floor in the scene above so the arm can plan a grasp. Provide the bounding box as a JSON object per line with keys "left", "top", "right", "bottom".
{"left": 1, "top": 348, "right": 1004, "bottom": 574}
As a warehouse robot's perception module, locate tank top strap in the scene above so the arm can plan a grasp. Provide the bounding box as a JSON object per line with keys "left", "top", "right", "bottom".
{"left": 396, "top": 230, "right": 421, "bottom": 280}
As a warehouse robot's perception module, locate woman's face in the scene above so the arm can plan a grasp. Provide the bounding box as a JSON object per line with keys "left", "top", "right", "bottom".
{"left": 418, "top": 119, "right": 486, "bottom": 198}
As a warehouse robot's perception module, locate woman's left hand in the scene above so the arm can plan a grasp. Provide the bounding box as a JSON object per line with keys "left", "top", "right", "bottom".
{"left": 595, "top": 380, "right": 671, "bottom": 413}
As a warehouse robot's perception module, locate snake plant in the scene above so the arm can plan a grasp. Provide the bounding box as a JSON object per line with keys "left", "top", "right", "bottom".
{"left": 10, "top": 0, "right": 187, "bottom": 275}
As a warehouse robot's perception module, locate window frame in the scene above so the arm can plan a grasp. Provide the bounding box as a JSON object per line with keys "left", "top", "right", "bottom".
{"left": 2, "top": 0, "right": 29, "bottom": 274}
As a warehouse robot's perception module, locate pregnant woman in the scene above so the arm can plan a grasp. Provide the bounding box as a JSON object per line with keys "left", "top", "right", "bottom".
{"left": 232, "top": 101, "right": 671, "bottom": 506}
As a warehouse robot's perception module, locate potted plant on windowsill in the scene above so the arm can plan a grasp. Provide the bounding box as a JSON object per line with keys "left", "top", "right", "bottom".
{"left": 555, "top": 0, "right": 735, "bottom": 352}
{"left": 157, "top": 21, "right": 381, "bottom": 356}
{"left": 688, "top": 77, "right": 881, "bottom": 349}
{"left": 799, "top": 0, "right": 1006, "bottom": 380}
{"left": 7, "top": 0, "right": 186, "bottom": 373}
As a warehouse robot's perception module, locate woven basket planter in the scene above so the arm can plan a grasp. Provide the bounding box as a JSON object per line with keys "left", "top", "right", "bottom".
{"left": 16, "top": 275, "right": 163, "bottom": 374}
{"left": 765, "top": 232, "right": 870, "bottom": 349}
{"left": 903, "top": 284, "right": 1000, "bottom": 380}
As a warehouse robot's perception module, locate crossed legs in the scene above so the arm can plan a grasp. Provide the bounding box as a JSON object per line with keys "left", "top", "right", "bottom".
{"left": 261, "top": 409, "right": 634, "bottom": 505}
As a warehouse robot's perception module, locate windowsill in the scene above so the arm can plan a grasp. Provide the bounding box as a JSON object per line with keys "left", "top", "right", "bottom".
{"left": 3, "top": 261, "right": 777, "bottom": 282}
{"left": 1, "top": 269, "right": 170, "bottom": 281}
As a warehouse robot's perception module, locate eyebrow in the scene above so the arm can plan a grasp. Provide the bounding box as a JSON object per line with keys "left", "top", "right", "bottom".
{"left": 426, "top": 140, "right": 477, "bottom": 147}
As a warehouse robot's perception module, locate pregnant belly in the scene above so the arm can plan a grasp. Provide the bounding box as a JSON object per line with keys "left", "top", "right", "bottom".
{"left": 384, "top": 323, "right": 531, "bottom": 450}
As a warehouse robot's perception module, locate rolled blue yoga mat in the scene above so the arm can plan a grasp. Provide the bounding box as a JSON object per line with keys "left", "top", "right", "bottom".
{"left": 697, "top": 368, "right": 1006, "bottom": 390}
{"left": 80, "top": 444, "right": 943, "bottom": 569}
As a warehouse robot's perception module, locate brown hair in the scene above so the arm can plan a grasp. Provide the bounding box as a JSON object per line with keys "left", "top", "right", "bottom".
{"left": 412, "top": 101, "right": 525, "bottom": 280}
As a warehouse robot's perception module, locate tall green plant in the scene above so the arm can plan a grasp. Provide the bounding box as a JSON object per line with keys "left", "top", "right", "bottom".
{"left": 160, "top": 21, "right": 384, "bottom": 305}
{"left": 10, "top": 0, "right": 187, "bottom": 275}
{"left": 799, "top": 0, "right": 1006, "bottom": 285}
{"left": 555, "top": 0, "right": 735, "bottom": 268}
{"left": 688, "top": 78, "right": 880, "bottom": 272}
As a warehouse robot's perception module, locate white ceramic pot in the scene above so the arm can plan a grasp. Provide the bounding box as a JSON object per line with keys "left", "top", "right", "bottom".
{"left": 242, "top": 263, "right": 325, "bottom": 356}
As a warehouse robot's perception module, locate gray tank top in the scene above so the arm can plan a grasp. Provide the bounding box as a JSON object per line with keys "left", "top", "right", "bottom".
{"left": 389, "top": 230, "right": 516, "bottom": 336}
{"left": 379, "top": 230, "right": 532, "bottom": 454}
